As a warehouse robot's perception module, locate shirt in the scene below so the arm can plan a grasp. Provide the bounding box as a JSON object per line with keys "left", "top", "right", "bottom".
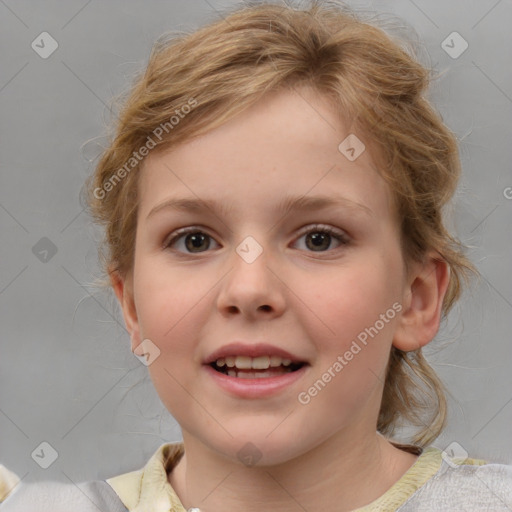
{"left": 2, "top": 442, "right": 512, "bottom": 510}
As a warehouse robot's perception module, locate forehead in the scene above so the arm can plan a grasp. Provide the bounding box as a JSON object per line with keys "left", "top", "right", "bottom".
{"left": 138, "top": 86, "right": 396, "bottom": 223}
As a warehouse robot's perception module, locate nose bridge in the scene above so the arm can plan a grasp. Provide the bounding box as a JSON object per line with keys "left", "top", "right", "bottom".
{"left": 216, "top": 233, "right": 285, "bottom": 317}
{"left": 235, "top": 235, "right": 265, "bottom": 266}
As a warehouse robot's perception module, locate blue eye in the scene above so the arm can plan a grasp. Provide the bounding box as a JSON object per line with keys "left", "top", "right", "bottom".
{"left": 164, "top": 224, "right": 349, "bottom": 254}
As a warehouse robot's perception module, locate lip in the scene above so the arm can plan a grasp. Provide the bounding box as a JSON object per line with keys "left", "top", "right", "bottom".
{"left": 203, "top": 363, "right": 309, "bottom": 398}
{"left": 204, "top": 342, "right": 307, "bottom": 365}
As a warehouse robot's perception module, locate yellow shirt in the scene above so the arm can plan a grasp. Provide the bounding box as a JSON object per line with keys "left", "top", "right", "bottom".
{"left": 1, "top": 442, "right": 493, "bottom": 511}
{"left": 105, "top": 441, "right": 487, "bottom": 511}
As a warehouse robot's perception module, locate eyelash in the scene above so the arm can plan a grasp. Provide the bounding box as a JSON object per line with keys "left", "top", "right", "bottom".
{"left": 163, "top": 224, "right": 350, "bottom": 255}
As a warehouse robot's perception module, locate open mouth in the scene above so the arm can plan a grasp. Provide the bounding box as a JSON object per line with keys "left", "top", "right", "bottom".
{"left": 209, "top": 361, "right": 306, "bottom": 378}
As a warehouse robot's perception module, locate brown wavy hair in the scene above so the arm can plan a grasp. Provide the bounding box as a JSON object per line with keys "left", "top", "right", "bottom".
{"left": 82, "top": 0, "right": 477, "bottom": 447}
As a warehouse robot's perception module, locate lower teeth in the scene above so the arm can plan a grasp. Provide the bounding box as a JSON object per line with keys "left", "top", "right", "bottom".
{"left": 226, "top": 367, "right": 293, "bottom": 378}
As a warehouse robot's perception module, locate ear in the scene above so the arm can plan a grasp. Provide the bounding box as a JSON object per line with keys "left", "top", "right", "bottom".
{"left": 393, "top": 253, "right": 450, "bottom": 352}
{"left": 110, "top": 267, "right": 141, "bottom": 352}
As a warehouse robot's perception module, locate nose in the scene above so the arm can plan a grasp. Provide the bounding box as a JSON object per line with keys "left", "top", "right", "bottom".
{"left": 216, "top": 242, "right": 286, "bottom": 320}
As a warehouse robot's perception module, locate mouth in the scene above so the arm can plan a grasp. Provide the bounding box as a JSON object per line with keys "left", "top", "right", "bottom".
{"left": 204, "top": 355, "right": 309, "bottom": 398}
{"left": 208, "top": 360, "right": 307, "bottom": 379}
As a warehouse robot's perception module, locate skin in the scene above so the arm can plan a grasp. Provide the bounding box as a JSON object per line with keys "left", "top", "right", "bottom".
{"left": 112, "top": 85, "right": 450, "bottom": 511}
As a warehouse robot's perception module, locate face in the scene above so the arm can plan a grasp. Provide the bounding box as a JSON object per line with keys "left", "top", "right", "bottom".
{"left": 120, "top": 86, "right": 411, "bottom": 466}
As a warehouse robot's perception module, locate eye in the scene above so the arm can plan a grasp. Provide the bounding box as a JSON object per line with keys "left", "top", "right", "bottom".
{"left": 163, "top": 224, "right": 350, "bottom": 255}
{"left": 293, "top": 224, "right": 349, "bottom": 252}
{"left": 163, "top": 228, "right": 219, "bottom": 254}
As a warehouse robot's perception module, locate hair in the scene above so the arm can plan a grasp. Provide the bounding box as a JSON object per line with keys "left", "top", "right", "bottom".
{"left": 82, "top": 0, "right": 477, "bottom": 447}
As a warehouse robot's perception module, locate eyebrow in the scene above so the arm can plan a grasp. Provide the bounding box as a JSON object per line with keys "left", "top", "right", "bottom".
{"left": 146, "top": 194, "right": 373, "bottom": 221}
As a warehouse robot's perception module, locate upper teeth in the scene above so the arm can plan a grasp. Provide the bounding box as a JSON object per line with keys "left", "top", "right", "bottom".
{"left": 216, "top": 356, "right": 293, "bottom": 370}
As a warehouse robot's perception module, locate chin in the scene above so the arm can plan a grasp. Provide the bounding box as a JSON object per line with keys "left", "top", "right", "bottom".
{"left": 203, "top": 433, "right": 309, "bottom": 468}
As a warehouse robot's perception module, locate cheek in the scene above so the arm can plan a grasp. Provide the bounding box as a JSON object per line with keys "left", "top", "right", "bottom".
{"left": 134, "top": 259, "right": 210, "bottom": 339}
{"left": 296, "top": 258, "right": 400, "bottom": 341}
{"left": 134, "top": 270, "right": 215, "bottom": 413}
{"left": 131, "top": 267, "right": 211, "bottom": 414}
{"left": 293, "top": 254, "right": 401, "bottom": 396}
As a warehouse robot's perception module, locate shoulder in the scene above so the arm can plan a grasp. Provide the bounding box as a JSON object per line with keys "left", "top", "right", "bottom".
{"left": 0, "top": 442, "right": 181, "bottom": 512}
{"left": 0, "top": 479, "right": 129, "bottom": 512}
{"left": 398, "top": 448, "right": 512, "bottom": 511}
{"left": 1, "top": 462, "right": 128, "bottom": 511}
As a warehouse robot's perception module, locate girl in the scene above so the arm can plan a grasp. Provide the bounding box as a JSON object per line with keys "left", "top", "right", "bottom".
{"left": 2, "top": 1, "right": 511, "bottom": 510}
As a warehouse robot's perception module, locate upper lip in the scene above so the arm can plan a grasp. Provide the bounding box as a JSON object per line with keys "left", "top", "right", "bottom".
{"left": 204, "top": 342, "right": 308, "bottom": 365}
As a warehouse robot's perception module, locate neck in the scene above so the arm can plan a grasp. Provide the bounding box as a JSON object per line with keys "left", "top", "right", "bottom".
{"left": 168, "top": 430, "right": 418, "bottom": 512}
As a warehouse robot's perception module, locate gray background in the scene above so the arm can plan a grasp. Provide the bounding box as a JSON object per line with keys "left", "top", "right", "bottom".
{"left": 1, "top": 0, "right": 511, "bottom": 487}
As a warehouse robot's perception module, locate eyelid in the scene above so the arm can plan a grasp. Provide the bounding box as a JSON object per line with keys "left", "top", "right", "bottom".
{"left": 295, "top": 223, "right": 349, "bottom": 242}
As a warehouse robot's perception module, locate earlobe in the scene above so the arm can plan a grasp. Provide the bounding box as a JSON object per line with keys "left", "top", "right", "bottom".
{"left": 109, "top": 268, "right": 141, "bottom": 351}
{"left": 393, "top": 254, "right": 450, "bottom": 352}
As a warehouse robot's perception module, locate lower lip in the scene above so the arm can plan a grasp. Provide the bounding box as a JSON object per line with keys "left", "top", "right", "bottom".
{"left": 203, "top": 364, "right": 309, "bottom": 398}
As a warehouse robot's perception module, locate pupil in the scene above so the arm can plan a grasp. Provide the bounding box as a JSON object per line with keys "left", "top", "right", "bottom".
{"left": 307, "top": 232, "right": 330, "bottom": 251}
{"left": 186, "top": 233, "right": 209, "bottom": 252}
